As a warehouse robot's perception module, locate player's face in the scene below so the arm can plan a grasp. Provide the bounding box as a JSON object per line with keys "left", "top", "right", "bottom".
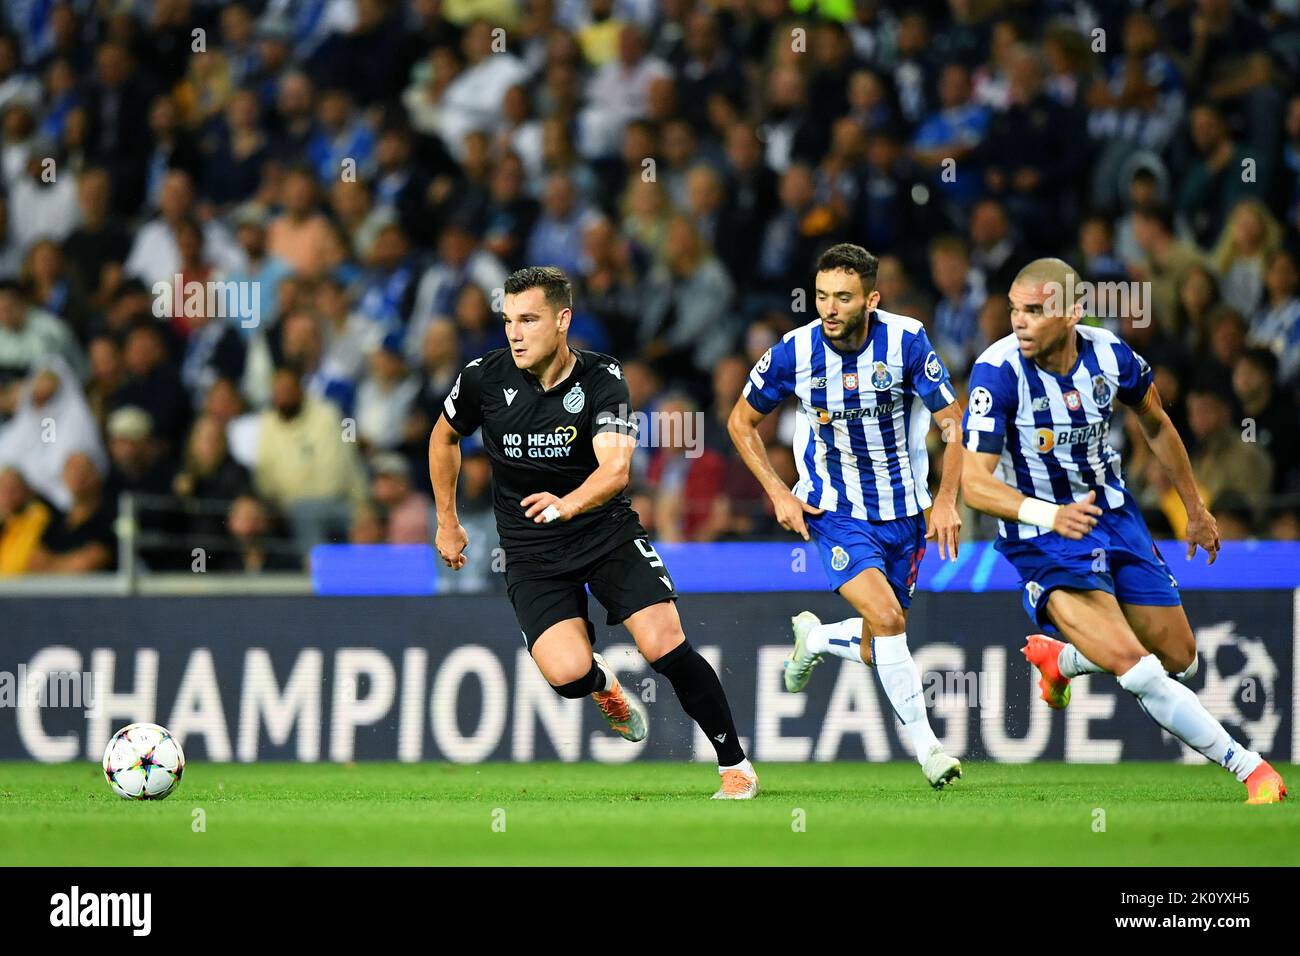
{"left": 814, "top": 269, "right": 879, "bottom": 342}
{"left": 1008, "top": 280, "right": 1077, "bottom": 362}
{"left": 503, "top": 287, "right": 570, "bottom": 371}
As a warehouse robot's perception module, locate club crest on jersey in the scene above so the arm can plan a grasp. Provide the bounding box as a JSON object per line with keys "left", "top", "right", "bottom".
{"left": 562, "top": 384, "right": 585, "bottom": 413}
{"left": 870, "top": 362, "right": 893, "bottom": 390}
{"left": 1092, "top": 375, "right": 1112, "bottom": 406}
{"left": 1026, "top": 581, "right": 1044, "bottom": 607}
{"left": 830, "top": 546, "right": 850, "bottom": 572}
{"left": 843, "top": 372, "right": 858, "bottom": 391}
{"left": 1062, "top": 389, "right": 1083, "bottom": 411}
{"left": 924, "top": 350, "right": 944, "bottom": 382}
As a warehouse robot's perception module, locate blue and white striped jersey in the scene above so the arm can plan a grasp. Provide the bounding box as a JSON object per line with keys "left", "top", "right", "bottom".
{"left": 962, "top": 326, "right": 1154, "bottom": 540}
{"left": 743, "top": 310, "right": 958, "bottom": 522}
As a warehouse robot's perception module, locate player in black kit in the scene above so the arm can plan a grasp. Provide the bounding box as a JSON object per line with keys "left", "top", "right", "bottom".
{"left": 429, "top": 266, "right": 758, "bottom": 798}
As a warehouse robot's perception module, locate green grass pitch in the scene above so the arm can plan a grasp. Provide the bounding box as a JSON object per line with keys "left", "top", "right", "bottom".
{"left": 2, "top": 762, "right": 1296, "bottom": 866}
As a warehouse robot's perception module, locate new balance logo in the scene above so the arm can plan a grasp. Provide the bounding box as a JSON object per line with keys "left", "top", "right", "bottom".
{"left": 503, "top": 388, "right": 517, "bottom": 406}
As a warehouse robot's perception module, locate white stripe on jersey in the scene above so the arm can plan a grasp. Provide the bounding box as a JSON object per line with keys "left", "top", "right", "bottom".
{"left": 792, "top": 323, "right": 838, "bottom": 512}
{"left": 823, "top": 346, "right": 871, "bottom": 519}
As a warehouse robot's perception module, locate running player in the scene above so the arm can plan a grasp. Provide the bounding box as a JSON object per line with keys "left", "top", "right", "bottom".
{"left": 728, "top": 243, "right": 966, "bottom": 789}
{"left": 960, "top": 257, "right": 1286, "bottom": 804}
{"left": 430, "top": 266, "right": 758, "bottom": 799}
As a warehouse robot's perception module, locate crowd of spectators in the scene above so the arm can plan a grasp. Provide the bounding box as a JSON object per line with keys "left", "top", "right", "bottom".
{"left": 0, "top": 0, "right": 1298, "bottom": 580}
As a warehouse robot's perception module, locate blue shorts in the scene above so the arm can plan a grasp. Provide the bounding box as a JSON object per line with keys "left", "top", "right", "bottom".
{"left": 995, "top": 492, "right": 1180, "bottom": 631}
{"left": 807, "top": 510, "right": 927, "bottom": 608}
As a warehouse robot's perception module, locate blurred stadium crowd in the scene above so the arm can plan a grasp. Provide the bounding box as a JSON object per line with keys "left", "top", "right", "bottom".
{"left": 0, "top": 0, "right": 1298, "bottom": 582}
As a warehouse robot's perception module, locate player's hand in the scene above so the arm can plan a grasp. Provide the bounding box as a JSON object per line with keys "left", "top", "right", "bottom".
{"left": 1053, "top": 491, "right": 1102, "bottom": 540}
{"left": 926, "top": 497, "right": 962, "bottom": 561}
{"left": 521, "top": 492, "right": 574, "bottom": 524}
{"left": 773, "top": 489, "right": 823, "bottom": 542}
{"left": 435, "top": 522, "right": 469, "bottom": 570}
{"left": 1185, "top": 503, "right": 1221, "bottom": 566}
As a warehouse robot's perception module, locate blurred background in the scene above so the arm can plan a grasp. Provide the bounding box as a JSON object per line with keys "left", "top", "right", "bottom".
{"left": 0, "top": 0, "right": 1297, "bottom": 593}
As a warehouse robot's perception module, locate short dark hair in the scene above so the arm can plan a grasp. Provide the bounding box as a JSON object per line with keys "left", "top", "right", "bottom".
{"left": 1134, "top": 202, "right": 1175, "bottom": 235}
{"left": 504, "top": 265, "right": 573, "bottom": 313}
{"left": 1238, "top": 346, "right": 1279, "bottom": 379}
{"left": 815, "top": 243, "right": 879, "bottom": 290}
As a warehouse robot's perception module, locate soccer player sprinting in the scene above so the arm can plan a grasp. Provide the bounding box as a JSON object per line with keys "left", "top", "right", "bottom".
{"left": 728, "top": 244, "right": 966, "bottom": 789}
{"left": 960, "top": 257, "right": 1286, "bottom": 804}
{"left": 430, "top": 266, "right": 758, "bottom": 799}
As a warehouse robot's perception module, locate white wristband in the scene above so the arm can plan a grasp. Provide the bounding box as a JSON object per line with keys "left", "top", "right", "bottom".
{"left": 1017, "top": 497, "right": 1061, "bottom": 530}
{"left": 541, "top": 504, "right": 562, "bottom": 524}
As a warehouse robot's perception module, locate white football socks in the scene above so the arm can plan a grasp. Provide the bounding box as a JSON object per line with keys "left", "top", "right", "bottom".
{"left": 872, "top": 633, "right": 941, "bottom": 765}
{"left": 1057, "top": 643, "right": 1105, "bottom": 678}
{"left": 1060, "top": 643, "right": 1200, "bottom": 684}
{"left": 1116, "top": 655, "right": 1262, "bottom": 782}
{"left": 806, "top": 617, "right": 867, "bottom": 662}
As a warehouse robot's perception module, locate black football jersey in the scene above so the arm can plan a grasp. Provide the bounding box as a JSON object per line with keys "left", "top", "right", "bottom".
{"left": 441, "top": 347, "right": 644, "bottom": 564}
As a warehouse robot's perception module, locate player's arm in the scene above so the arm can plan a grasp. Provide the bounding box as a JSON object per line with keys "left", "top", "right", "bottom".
{"left": 960, "top": 448, "right": 1101, "bottom": 539}
{"left": 521, "top": 431, "right": 636, "bottom": 523}
{"left": 429, "top": 414, "right": 468, "bottom": 569}
{"left": 928, "top": 399, "right": 964, "bottom": 560}
{"left": 727, "top": 397, "right": 823, "bottom": 542}
{"left": 727, "top": 343, "right": 822, "bottom": 541}
{"left": 431, "top": 361, "right": 483, "bottom": 570}
{"left": 1129, "top": 381, "right": 1220, "bottom": 564}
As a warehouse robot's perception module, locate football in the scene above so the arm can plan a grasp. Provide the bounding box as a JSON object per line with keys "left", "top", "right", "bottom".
{"left": 101, "top": 723, "right": 186, "bottom": 801}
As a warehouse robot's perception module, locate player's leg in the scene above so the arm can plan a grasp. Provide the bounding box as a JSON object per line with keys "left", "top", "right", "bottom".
{"left": 785, "top": 512, "right": 879, "bottom": 691}
{"left": 833, "top": 566, "right": 960, "bottom": 787}
{"left": 1122, "top": 603, "right": 1199, "bottom": 680}
{"left": 1041, "top": 588, "right": 1286, "bottom": 803}
{"left": 1105, "top": 496, "right": 1199, "bottom": 682}
{"left": 512, "top": 573, "right": 647, "bottom": 741}
{"left": 592, "top": 536, "right": 757, "bottom": 798}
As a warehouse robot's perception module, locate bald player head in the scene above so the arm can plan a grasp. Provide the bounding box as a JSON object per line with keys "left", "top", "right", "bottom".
{"left": 1008, "top": 257, "right": 1084, "bottom": 365}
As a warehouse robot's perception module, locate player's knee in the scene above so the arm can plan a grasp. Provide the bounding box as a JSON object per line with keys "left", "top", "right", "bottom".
{"left": 546, "top": 661, "right": 597, "bottom": 696}
{"left": 638, "top": 625, "right": 685, "bottom": 664}
{"left": 869, "top": 608, "right": 907, "bottom": 638}
{"left": 1163, "top": 646, "right": 1197, "bottom": 678}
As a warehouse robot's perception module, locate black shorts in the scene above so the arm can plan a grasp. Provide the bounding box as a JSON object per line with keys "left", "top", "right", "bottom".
{"left": 506, "top": 536, "right": 680, "bottom": 650}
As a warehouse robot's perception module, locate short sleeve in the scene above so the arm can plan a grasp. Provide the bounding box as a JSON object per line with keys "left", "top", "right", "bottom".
{"left": 1114, "top": 340, "right": 1154, "bottom": 406}
{"left": 963, "top": 360, "right": 1016, "bottom": 455}
{"left": 742, "top": 341, "right": 795, "bottom": 414}
{"left": 442, "top": 358, "right": 485, "bottom": 436}
{"left": 591, "top": 359, "right": 640, "bottom": 439}
{"left": 906, "top": 327, "right": 958, "bottom": 412}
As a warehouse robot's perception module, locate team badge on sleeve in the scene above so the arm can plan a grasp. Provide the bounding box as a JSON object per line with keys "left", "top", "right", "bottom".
{"left": 1063, "top": 389, "right": 1082, "bottom": 411}
{"left": 1092, "top": 375, "right": 1112, "bottom": 406}
{"left": 870, "top": 362, "right": 894, "bottom": 390}
{"left": 969, "top": 386, "right": 993, "bottom": 417}
{"left": 924, "top": 351, "right": 944, "bottom": 382}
